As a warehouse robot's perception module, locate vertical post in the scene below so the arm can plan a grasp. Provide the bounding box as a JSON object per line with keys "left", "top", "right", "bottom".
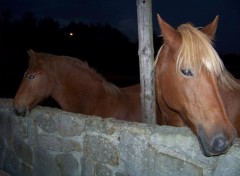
{"left": 136, "top": 0, "right": 156, "bottom": 125}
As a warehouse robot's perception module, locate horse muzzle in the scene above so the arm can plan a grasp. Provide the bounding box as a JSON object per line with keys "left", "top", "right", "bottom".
{"left": 13, "top": 105, "right": 29, "bottom": 117}
{"left": 197, "top": 125, "right": 237, "bottom": 157}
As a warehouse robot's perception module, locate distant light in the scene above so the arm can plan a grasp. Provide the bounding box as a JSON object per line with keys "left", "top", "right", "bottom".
{"left": 69, "top": 32, "right": 74, "bottom": 36}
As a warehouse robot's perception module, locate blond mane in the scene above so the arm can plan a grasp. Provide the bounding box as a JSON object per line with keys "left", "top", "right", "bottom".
{"left": 177, "top": 24, "right": 239, "bottom": 89}
{"left": 155, "top": 23, "right": 239, "bottom": 90}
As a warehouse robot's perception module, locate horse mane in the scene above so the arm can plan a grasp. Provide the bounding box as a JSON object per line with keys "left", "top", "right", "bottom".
{"left": 154, "top": 23, "right": 239, "bottom": 90}
{"left": 35, "top": 52, "right": 121, "bottom": 95}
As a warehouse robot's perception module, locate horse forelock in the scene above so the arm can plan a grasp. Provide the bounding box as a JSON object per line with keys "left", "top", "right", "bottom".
{"left": 175, "top": 23, "right": 239, "bottom": 89}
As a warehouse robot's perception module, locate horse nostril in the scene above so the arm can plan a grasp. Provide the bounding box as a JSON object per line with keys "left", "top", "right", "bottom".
{"left": 212, "top": 136, "right": 228, "bottom": 153}
{"left": 13, "top": 107, "right": 26, "bottom": 117}
{"left": 13, "top": 107, "right": 20, "bottom": 116}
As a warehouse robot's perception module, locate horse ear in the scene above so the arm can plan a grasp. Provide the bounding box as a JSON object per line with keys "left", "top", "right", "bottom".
{"left": 157, "top": 14, "right": 181, "bottom": 49}
{"left": 27, "top": 49, "right": 38, "bottom": 64}
{"left": 201, "top": 16, "right": 219, "bottom": 39}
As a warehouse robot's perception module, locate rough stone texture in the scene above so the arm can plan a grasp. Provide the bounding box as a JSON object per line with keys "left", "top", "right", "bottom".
{"left": 55, "top": 153, "right": 79, "bottom": 176}
{"left": 0, "top": 98, "right": 240, "bottom": 176}
{"left": 84, "top": 135, "right": 119, "bottom": 165}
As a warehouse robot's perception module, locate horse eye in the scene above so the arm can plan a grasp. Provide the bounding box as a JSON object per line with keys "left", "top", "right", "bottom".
{"left": 181, "top": 69, "right": 193, "bottom": 77}
{"left": 28, "top": 75, "right": 35, "bottom": 80}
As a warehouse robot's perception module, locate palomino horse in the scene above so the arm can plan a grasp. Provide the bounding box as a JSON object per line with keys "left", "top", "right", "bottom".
{"left": 154, "top": 15, "right": 239, "bottom": 156}
{"left": 13, "top": 50, "right": 145, "bottom": 122}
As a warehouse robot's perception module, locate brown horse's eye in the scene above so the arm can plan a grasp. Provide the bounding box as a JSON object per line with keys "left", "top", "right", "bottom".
{"left": 28, "top": 75, "right": 35, "bottom": 80}
{"left": 181, "top": 69, "right": 193, "bottom": 77}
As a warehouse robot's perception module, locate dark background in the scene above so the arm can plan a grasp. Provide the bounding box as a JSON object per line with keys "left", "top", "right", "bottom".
{"left": 1, "top": 0, "right": 240, "bottom": 101}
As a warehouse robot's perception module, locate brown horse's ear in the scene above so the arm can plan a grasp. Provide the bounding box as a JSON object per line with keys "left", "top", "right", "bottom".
{"left": 27, "top": 49, "right": 38, "bottom": 64}
{"left": 201, "top": 16, "right": 219, "bottom": 39}
{"left": 157, "top": 14, "right": 181, "bottom": 49}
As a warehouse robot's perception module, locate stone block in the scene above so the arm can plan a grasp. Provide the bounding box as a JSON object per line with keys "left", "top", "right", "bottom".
{"left": 21, "top": 162, "right": 33, "bottom": 176}
{"left": 35, "top": 113, "right": 57, "bottom": 133}
{"left": 119, "top": 128, "right": 205, "bottom": 176}
{"left": 214, "top": 141, "right": 240, "bottom": 176}
{"left": 95, "top": 163, "right": 113, "bottom": 176}
{"left": 80, "top": 157, "right": 95, "bottom": 176}
{"left": 56, "top": 113, "right": 85, "bottom": 137}
{"left": 56, "top": 153, "right": 79, "bottom": 176}
{"left": 2, "top": 148, "right": 21, "bottom": 176}
{"left": 37, "top": 134, "right": 81, "bottom": 152}
{"left": 83, "top": 134, "right": 118, "bottom": 166}
{"left": 12, "top": 135, "right": 33, "bottom": 165}
{"left": 32, "top": 149, "right": 61, "bottom": 176}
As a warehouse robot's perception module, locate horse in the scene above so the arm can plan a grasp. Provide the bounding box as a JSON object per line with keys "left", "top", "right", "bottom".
{"left": 13, "top": 50, "right": 146, "bottom": 122}
{"left": 220, "top": 78, "right": 240, "bottom": 136}
{"left": 154, "top": 14, "right": 239, "bottom": 156}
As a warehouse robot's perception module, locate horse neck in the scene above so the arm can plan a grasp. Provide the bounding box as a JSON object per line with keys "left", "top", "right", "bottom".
{"left": 53, "top": 65, "right": 102, "bottom": 104}
{"left": 49, "top": 62, "right": 120, "bottom": 113}
{"left": 219, "top": 77, "right": 240, "bottom": 128}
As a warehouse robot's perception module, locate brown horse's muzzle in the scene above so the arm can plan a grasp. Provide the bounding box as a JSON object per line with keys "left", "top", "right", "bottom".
{"left": 13, "top": 107, "right": 27, "bottom": 117}
{"left": 197, "top": 125, "right": 237, "bottom": 156}
{"left": 12, "top": 103, "right": 29, "bottom": 117}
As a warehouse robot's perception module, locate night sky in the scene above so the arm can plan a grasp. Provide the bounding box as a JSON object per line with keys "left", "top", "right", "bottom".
{"left": 1, "top": 0, "right": 240, "bottom": 54}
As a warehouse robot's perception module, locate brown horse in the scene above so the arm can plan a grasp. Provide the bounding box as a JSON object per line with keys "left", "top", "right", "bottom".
{"left": 220, "top": 78, "right": 240, "bottom": 136}
{"left": 13, "top": 50, "right": 144, "bottom": 122}
{"left": 154, "top": 14, "right": 239, "bottom": 156}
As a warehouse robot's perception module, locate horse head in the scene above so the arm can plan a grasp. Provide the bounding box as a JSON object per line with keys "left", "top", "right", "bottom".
{"left": 155, "top": 15, "right": 237, "bottom": 156}
{"left": 13, "top": 50, "right": 54, "bottom": 116}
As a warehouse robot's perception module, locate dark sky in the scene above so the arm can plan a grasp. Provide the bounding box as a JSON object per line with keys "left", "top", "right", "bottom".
{"left": 1, "top": 0, "right": 240, "bottom": 54}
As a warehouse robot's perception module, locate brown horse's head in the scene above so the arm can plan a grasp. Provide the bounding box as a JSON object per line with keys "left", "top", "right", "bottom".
{"left": 155, "top": 15, "right": 237, "bottom": 156}
{"left": 13, "top": 50, "right": 54, "bottom": 116}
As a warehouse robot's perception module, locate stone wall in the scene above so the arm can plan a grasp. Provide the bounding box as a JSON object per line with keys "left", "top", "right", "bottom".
{"left": 0, "top": 98, "right": 240, "bottom": 176}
